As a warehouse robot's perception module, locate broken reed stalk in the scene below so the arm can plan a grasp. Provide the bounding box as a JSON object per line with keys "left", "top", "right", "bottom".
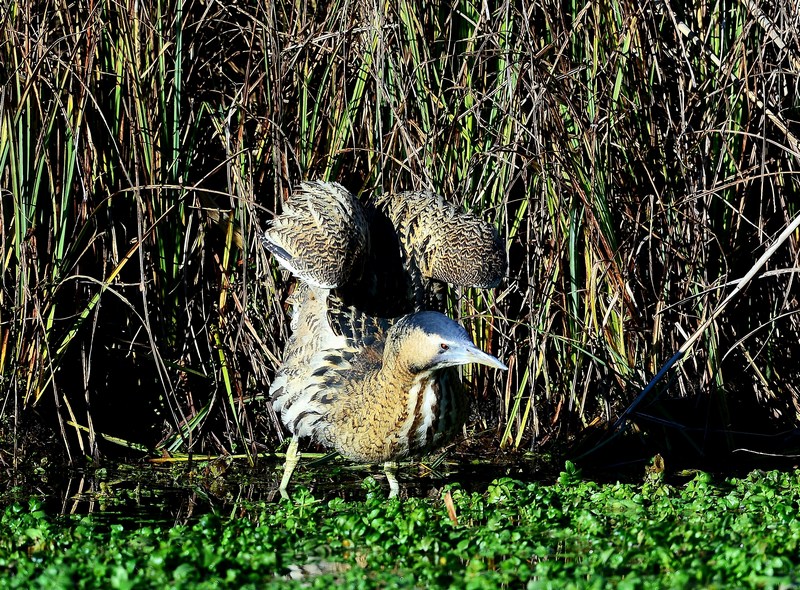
{"left": 610, "top": 208, "right": 800, "bottom": 439}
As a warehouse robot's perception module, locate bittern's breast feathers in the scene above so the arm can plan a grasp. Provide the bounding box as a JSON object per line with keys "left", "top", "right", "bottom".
{"left": 262, "top": 181, "right": 369, "bottom": 288}
{"left": 271, "top": 289, "right": 506, "bottom": 464}
{"left": 270, "top": 284, "right": 393, "bottom": 441}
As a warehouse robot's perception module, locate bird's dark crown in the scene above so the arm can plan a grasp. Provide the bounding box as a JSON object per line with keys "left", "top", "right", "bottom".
{"left": 396, "top": 311, "right": 471, "bottom": 342}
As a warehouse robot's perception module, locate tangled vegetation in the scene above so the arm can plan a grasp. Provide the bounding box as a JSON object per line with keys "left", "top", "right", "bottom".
{"left": 1, "top": 0, "right": 799, "bottom": 467}
{"left": 2, "top": 467, "right": 800, "bottom": 587}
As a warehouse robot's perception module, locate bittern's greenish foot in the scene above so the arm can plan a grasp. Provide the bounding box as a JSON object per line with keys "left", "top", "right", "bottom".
{"left": 270, "top": 285, "right": 507, "bottom": 498}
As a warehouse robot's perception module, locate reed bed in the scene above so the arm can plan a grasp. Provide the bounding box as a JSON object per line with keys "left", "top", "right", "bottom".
{"left": 1, "top": 0, "right": 799, "bottom": 466}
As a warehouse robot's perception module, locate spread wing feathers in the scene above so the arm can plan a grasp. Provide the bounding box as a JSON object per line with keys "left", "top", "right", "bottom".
{"left": 261, "top": 183, "right": 505, "bottom": 316}
{"left": 270, "top": 284, "right": 394, "bottom": 442}
{"left": 377, "top": 191, "right": 507, "bottom": 290}
{"left": 262, "top": 181, "right": 370, "bottom": 289}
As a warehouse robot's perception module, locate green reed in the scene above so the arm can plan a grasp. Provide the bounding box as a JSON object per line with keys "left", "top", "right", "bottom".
{"left": 1, "top": 0, "right": 798, "bottom": 465}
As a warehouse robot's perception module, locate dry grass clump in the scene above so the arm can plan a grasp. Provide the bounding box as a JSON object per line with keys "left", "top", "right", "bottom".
{"left": 1, "top": 0, "right": 799, "bottom": 465}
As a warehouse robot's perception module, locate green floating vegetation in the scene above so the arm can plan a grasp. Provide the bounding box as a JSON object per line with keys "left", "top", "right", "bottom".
{"left": 2, "top": 467, "right": 799, "bottom": 589}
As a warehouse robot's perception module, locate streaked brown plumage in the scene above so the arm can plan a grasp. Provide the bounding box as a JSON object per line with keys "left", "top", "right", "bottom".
{"left": 262, "top": 181, "right": 507, "bottom": 496}
{"left": 263, "top": 182, "right": 506, "bottom": 316}
{"left": 270, "top": 283, "right": 506, "bottom": 496}
{"left": 377, "top": 190, "right": 506, "bottom": 289}
{"left": 262, "top": 181, "right": 369, "bottom": 289}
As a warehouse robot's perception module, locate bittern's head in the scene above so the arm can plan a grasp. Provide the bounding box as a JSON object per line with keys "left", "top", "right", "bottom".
{"left": 386, "top": 311, "right": 507, "bottom": 374}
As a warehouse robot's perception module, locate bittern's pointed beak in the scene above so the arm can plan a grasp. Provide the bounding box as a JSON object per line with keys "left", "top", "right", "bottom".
{"left": 443, "top": 343, "right": 508, "bottom": 371}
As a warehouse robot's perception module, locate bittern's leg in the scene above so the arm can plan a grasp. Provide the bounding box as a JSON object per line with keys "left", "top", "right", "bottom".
{"left": 279, "top": 436, "right": 300, "bottom": 499}
{"left": 384, "top": 461, "right": 400, "bottom": 498}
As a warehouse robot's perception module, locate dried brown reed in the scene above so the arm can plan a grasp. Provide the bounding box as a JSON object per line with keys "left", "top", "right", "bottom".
{"left": 1, "top": 0, "right": 799, "bottom": 467}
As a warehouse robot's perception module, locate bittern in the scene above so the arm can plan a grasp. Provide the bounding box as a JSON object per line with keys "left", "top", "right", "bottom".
{"left": 262, "top": 181, "right": 507, "bottom": 496}
{"left": 270, "top": 284, "right": 507, "bottom": 497}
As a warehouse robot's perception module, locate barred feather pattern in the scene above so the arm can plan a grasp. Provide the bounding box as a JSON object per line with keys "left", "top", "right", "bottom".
{"left": 262, "top": 181, "right": 369, "bottom": 289}
{"left": 263, "top": 183, "right": 506, "bottom": 316}
{"left": 270, "top": 285, "right": 468, "bottom": 464}
{"left": 375, "top": 191, "right": 507, "bottom": 301}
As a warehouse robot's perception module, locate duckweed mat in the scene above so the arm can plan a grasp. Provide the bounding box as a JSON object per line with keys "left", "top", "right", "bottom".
{"left": 2, "top": 465, "right": 799, "bottom": 588}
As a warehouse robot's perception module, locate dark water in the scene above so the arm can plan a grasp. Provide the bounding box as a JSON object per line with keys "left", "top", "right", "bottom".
{"left": 3, "top": 454, "right": 553, "bottom": 526}
{"left": 9, "top": 426, "right": 797, "bottom": 526}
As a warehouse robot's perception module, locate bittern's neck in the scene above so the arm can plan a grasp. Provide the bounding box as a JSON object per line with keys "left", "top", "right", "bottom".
{"left": 370, "top": 357, "right": 445, "bottom": 455}
{"left": 378, "top": 354, "right": 419, "bottom": 387}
